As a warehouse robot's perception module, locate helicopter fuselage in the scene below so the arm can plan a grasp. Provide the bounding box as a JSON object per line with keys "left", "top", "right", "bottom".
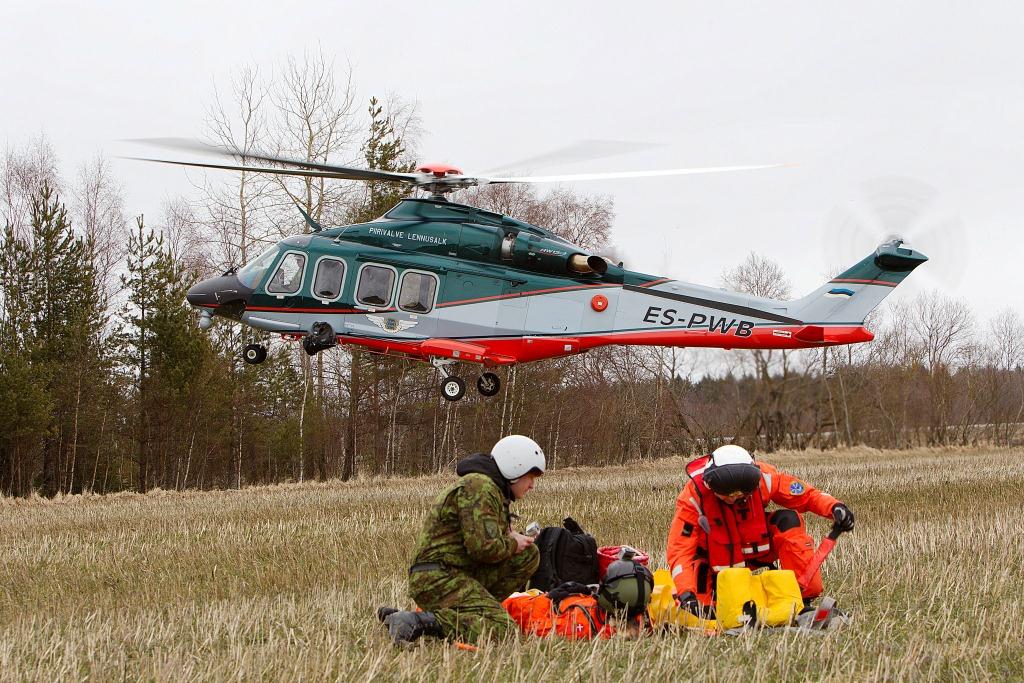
{"left": 187, "top": 198, "right": 925, "bottom": 372}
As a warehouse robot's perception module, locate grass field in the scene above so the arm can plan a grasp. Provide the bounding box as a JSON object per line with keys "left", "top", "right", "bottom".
{"left": 1, "top": 447, "right": 1022, "bottom": 682}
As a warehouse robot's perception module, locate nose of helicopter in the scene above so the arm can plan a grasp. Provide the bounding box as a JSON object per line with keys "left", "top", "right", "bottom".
{"left": 186, "top": 274, "right": 252, "bottom": 319}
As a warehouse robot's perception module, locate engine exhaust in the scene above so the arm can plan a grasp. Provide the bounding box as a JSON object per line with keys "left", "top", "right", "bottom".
{"left": 568, "top": 253, "right": 609, "bottom": 275}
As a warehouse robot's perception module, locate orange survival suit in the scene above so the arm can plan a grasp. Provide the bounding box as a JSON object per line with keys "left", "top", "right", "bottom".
{"left": 666, "top": 455, "right": 840, "bottom": 606}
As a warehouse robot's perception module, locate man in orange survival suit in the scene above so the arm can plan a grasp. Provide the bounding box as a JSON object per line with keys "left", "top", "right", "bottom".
{"left": 666, "top": 444, "right": 855, "bottom": 614}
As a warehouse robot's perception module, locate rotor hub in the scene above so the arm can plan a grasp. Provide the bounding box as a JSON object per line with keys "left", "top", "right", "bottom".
{"left": 416, "top": 163, "right": 464, "bottom": 178}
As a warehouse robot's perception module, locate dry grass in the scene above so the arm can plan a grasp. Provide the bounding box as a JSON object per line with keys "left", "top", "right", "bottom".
{"left": 1, "top": 447, "right": 1022, "bottom": 682}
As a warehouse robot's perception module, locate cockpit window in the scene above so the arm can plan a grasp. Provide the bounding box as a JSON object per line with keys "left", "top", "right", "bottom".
{"left": 356, "top": 265, "right": 396, "bottom": 307}
{"left": 398, "top": 271, "right": 438, "bottom": 313}
{"left": 237, "top": 246, "right": 280, "bottom": 289}
{"left": 266, "top": 252, "right": 306, "bottom": 294}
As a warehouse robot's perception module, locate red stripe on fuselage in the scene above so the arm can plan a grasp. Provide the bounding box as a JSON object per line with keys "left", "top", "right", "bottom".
{"left": 634, "top": 277, "right": 671, "bottom": 288}
{"left": 246, "top": 305, "right": 366, "bottom": 313}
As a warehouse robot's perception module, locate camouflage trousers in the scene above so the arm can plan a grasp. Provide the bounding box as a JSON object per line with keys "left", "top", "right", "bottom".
{"left": 408, "top": 545, "right": 539, "bottom": 645}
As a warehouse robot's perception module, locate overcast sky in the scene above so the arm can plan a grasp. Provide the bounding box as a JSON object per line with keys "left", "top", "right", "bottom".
{"left": 3, "top": 1, "right": 1022, "bottom": 326}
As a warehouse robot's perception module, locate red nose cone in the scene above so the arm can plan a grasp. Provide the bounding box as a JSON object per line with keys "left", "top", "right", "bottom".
{"left": 417, "top": 163, "right": 463, "bottom": 178}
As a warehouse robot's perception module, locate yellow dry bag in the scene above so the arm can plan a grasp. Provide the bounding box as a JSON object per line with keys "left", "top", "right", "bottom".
{"left": 715, "top": 567, "right": 802, "bottom": 628}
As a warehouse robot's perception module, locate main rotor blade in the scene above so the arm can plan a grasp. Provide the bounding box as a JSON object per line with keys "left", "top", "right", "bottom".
{"left": 486, "top": 163, "right": 789, "bottom": 184}
{"left": 122, "top": 156, "right": 414, "bottom": 183}
{"left": 482, "top": 139, "right": 662, "bottom": 175}
{"left": 125, "top": 137, "right": 419, "bottom": 183}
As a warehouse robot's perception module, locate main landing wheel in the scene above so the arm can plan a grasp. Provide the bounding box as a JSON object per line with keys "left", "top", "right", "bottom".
{"left": 243, "top": 343, "right": 268, "bottom": 365}
{"left": 476, "top": 372, "right": 501, "bottom": 397}
{"left": 441, "top": 377, "right": 466, "bottom": 402}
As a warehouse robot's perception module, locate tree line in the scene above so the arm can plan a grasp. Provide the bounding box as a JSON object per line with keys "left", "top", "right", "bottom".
{"left": 2, "top": 52, "right": 1021, "bottom": 497}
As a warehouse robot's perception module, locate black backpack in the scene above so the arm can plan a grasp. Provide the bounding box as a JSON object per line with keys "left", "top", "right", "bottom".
{"left": 530, "top": 517, "right": 599, "bottom": 591}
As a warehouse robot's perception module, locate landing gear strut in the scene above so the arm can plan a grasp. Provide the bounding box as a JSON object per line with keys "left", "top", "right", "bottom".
{"left": 431, "top": 358, "right": 465, "bottom": 402}
{"left": 243, "top": 343, "right": 268, "bottom": 365}
{"left": 441, "top": 377, "right": 466, "bottom": 401}
{"left": 431, "top": 358, "right": 502, "bottom": 401}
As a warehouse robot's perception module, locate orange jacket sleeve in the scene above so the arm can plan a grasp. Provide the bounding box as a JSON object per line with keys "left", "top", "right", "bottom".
{"left": 760, "top": 463, "right": 838, "bottom": 519}
{"left": 666, "top": 482, "right": 703, "bottom": 596}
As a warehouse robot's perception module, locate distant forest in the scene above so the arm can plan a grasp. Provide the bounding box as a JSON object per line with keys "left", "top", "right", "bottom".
{"left": 2, "top": 53, "right": 1022, "bottom": 497}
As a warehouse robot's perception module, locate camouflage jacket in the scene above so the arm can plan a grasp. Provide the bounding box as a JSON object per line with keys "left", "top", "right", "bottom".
{"left": 412, "top": 472, "right": 517, "bottom": 569}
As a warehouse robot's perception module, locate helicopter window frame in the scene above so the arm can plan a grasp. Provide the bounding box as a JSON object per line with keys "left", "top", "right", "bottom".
{"left": 397, "top": 269, "right": 440, "bottom": 315}
{"left": 354, "top": 263, "right": 398, "bottom": 309}
{"left": 311, "top": 256, "right": 347, "bottom": 304}
{"left": 237, "top": 245, "right": 281, "bottom": 290}
{"left": 265, "top": 250, "right": 307, "bottom": 297}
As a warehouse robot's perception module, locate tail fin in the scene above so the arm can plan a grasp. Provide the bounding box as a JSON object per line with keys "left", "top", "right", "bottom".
{"left": 791, "top": 240, "right": 927, "bottom": 324}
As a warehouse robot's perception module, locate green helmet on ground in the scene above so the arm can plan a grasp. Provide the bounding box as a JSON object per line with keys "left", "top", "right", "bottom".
{"left": 596, "top": 559, "right": 654, "bottom": 619}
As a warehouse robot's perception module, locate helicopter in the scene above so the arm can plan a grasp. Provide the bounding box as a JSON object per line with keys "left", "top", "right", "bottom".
{"left": 132, "top": 141, "right": 928, "bottom": 401}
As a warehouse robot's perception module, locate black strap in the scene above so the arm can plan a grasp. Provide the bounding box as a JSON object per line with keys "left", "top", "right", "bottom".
{"left": 563, "top": 603, "right": 600, "bottom": 637}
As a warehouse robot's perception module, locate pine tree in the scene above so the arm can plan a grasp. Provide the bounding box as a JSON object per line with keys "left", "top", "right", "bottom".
{"left": 342, "top": 98, "right": 418, "bottom": 478}
{"left": 0, "top": 223, "right": 50, "bottom": 495}
{"left": 348, "top": 96, "right": 417, "bottom": 224}
{"left": 118, "top": 216, "right": 164, "bottom": 491}
{"left": 22, "top": 182, "right": 107, "bottom": 496}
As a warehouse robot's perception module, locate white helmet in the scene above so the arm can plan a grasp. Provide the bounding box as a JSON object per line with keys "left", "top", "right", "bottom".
{"left": 491, "top": 435, "right": 546, "bottom": 480}
{"left": 710, "top": 444, "right": 753, "bottom": 466}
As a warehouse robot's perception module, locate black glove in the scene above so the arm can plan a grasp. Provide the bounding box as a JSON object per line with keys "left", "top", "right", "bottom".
{"left": 832, "top": 503, "right": 855, "bottom": 532}
{"left": 547, "top": 581, "right": 593, "bottom": 609}
{"left": 675, "top": 591, "right": 716, "bottom": 620}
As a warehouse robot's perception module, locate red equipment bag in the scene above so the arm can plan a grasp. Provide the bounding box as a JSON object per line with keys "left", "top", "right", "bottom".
{"left": 597, "top": 546, "right": 650, "bottom": 579}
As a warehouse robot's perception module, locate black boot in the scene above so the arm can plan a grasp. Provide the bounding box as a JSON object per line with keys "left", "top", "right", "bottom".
{"left": 383, "top": 610, "right": 444, "bottom": 645}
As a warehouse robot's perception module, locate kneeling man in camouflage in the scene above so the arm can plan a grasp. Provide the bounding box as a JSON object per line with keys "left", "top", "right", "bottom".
{"left": 379, "top": 435, "right": 545, "bottom": 645}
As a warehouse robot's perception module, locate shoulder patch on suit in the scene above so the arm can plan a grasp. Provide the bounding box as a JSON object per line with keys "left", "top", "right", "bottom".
{"left": 789, "top": 481, "right": 805, "bottom": 495}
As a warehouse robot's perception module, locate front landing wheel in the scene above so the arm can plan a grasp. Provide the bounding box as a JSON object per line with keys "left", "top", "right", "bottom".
{"left": 243, "top": 343, "right": 268, "bottom": 365}
{"left": 441, "top": 377, "right": 466, "bottom": 401}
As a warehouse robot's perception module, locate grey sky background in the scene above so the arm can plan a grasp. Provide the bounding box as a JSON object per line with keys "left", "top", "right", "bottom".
{"left": 3, "top": 1, "right": 1021, "bottom": 325}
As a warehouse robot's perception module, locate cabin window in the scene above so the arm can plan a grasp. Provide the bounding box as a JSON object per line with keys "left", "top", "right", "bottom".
{"left": 356, "top": 264, "right": 396, "bottom": 307}
{"left": 266, "top": 252, "right": 305, "bottom": 294}
{"left": 398, "top": 271, "right": 438, "bottom": 313}
{"left": 312, "top": 258, "right": 346, "bottom": 301}
{"left": 237, "top": 246, "right": 279, "bottom": 289}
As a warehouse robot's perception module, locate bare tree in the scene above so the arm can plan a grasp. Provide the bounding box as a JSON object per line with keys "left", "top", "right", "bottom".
{"left": 202, "top": 63, "right": 277, "bottom": 269}
{"left": 990, "top": 308, "right": 1024, "bottom": 372}
{"left": 719, "top": 252, "right": 799, "bottom": 450}
{"left": 72, "top": 154, "right": 126, "bottom": 302}
{"left": 2, "top": 136, "right": 62, "bottom": 238}
{"left": 909, "top": 290, "right": 974, "bottom": 373}
{"left": 462, "top": 184, "right": 614, "bottom": 253}
{"left": 159, "top": 196, "right": 211, "bottom": 276}
{"left": 721, "top": 252, "right": 792, "bottom": 300}
{"left": 269, "top": 49, "right": 360, "bottom": 231}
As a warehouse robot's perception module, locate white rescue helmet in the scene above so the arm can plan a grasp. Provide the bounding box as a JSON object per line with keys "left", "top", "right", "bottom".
{"left": 704, "top": 444, "right": 760, "bottom": 496}
{"left": 491, "top": 435, "right": 546, "bottom": 481}
{"left": 710, "top": 444, "right": 753, "bottom": 466}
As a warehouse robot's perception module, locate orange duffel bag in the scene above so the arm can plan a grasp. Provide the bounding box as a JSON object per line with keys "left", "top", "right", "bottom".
{"left": 502, "top": 590, "right": 614, "bottom": 640}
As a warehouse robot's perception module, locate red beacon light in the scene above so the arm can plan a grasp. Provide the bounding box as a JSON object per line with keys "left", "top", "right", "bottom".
{"left": 417, "top": 163, "right": 464, "bottom": 178}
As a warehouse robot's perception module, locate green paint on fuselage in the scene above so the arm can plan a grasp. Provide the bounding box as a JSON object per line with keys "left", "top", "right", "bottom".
{"left": 248, "top": 198, "right": 661, "bottom": 311}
